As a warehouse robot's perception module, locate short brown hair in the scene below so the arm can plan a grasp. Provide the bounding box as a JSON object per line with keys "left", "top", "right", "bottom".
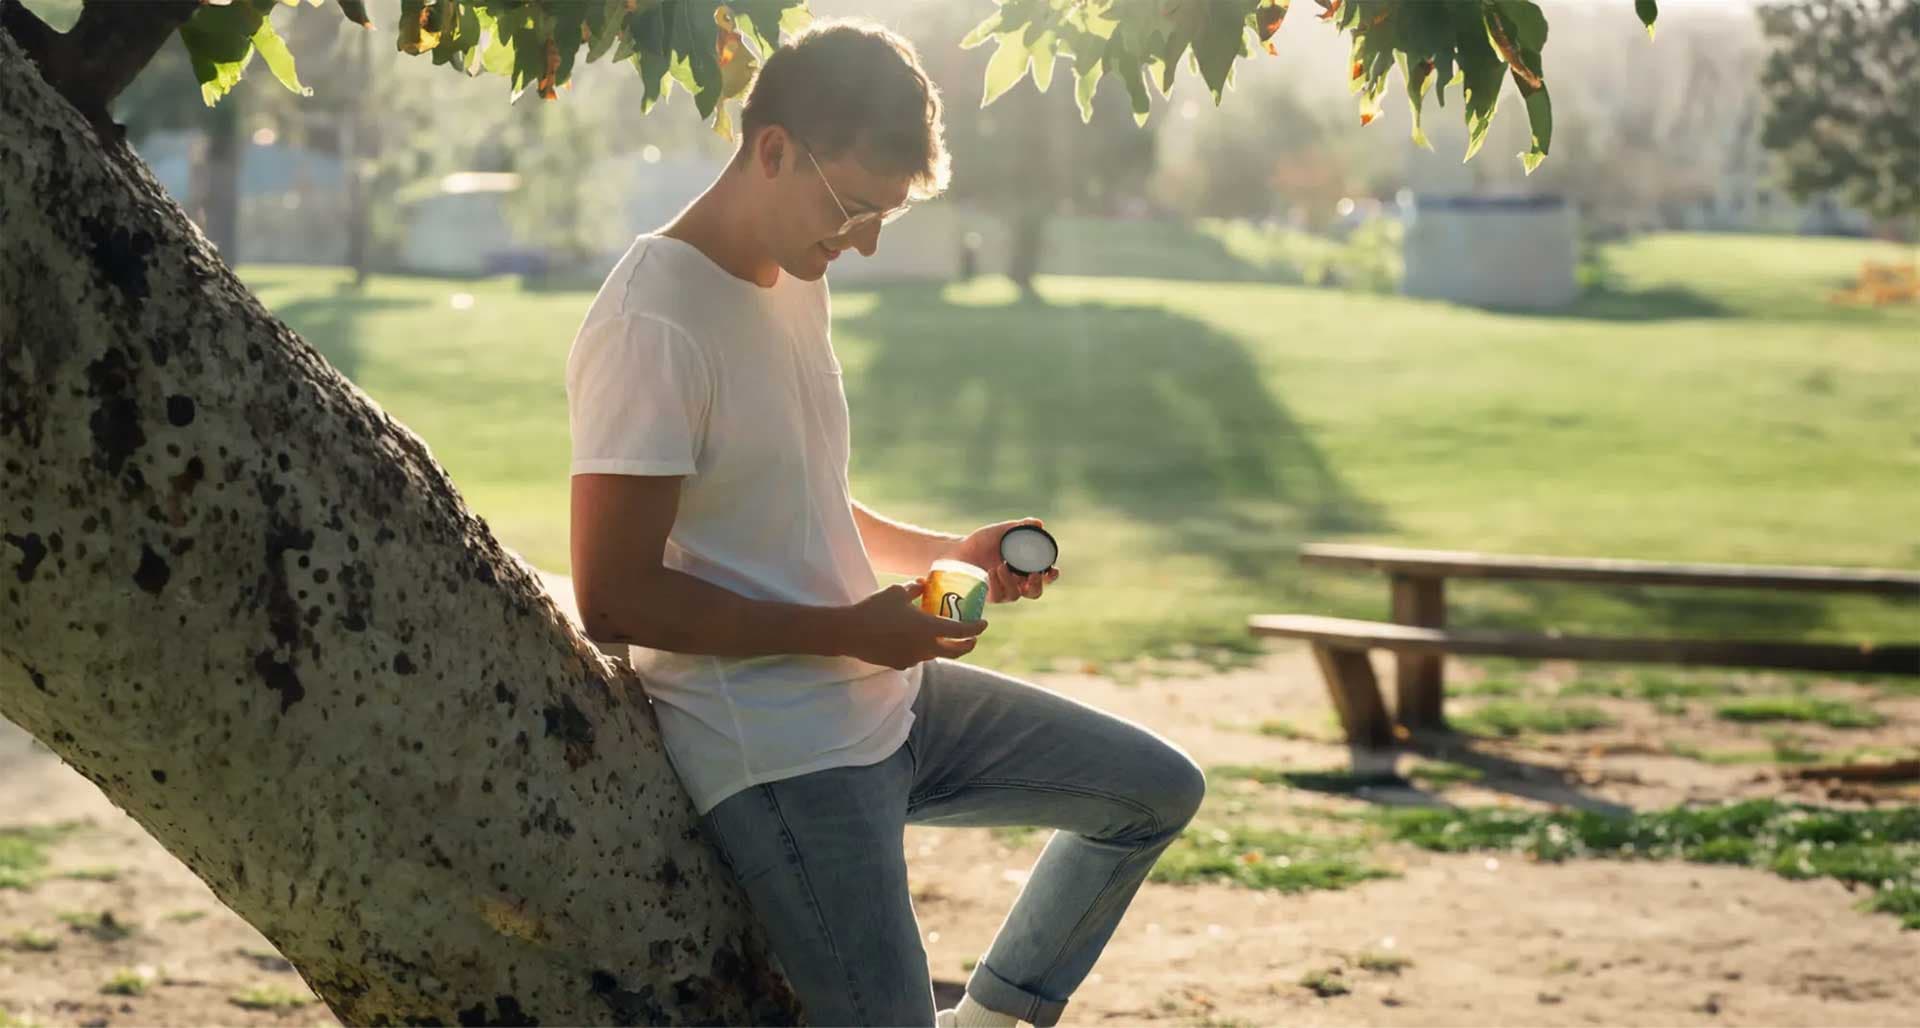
{"left": 738, "top": 20, "right": 951, "bottom": 201}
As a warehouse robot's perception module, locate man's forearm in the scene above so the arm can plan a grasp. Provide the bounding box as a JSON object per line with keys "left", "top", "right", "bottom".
{"left": 851, "top": 499, "right": 960, "bottom": 578}
{"left": 582, "top": 566, "right": 851, "bottom": 659}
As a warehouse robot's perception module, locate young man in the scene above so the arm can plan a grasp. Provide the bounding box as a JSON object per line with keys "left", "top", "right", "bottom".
{"left": 566, "top": 21, "right": 1205, "bottom": 1028}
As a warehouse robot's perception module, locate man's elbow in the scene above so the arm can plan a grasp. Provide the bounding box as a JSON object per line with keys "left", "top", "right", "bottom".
{"left": 574, "top": 567, "right": 665, "bottom": 646}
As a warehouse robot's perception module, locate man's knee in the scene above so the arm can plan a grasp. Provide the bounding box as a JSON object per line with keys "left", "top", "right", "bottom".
{"left": 1135, "top": 742, "right": 1206, "bottom": 835}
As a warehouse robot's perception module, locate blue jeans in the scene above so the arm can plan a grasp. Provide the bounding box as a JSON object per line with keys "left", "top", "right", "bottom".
{"left": 696, "top": 659, "right": 1207, "bottom": 1027}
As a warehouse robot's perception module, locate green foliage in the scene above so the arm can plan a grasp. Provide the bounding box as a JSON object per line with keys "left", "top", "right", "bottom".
{"left": 1152, "top": 822, "right": 1394, "bottom": 892}
{"left": 178, "top": 0, "right": 810, "bottom": 135}
{"left": 165, "top": 0, "right": 1659, "bottom": 170}
{"left": 1405, "top": 760, "right": 1484, "bottom": 787}
{"left": 1377, "top": 799, "right": 1920, "bottom": 928}
{"left": 1560, "top": 670, "right": 1738, "bottom": 702}
{"left": 100, "top": 969, "right": 150, "bottom": 996}
{"left": 0, "top": 823, "right": 82, "bottom": 891}
{"left": 1715, "top": 696, "right": 1887, "bottom": 730}
{"left": 1453, "top": 700, "right": 1614, "bottom": 738}
{"left": 1759, "top": 0, "right": 1919, "bottom": 222}
{"left": 57, "top": 911, "right": 133, "bottom": 943}
{"left": 1354, "top": 951, "right": 1412, "bottom": 973}
{"left": 8, "top": 930, "right": 58, "bottom": 953}
{"left": 960, "top": 0, "right": 1611, "bottom": 169}
{"left": 1298, "top": 967, "right": 1351, "bottom": 996}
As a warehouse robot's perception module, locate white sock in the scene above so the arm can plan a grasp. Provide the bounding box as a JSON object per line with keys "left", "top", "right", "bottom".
{"left": 952, "top": 993, "right": 1018, "bottom": 1028}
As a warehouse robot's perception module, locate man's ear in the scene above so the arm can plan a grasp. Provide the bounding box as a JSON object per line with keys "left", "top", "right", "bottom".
{"left": 752, "top": 124, "right": 791, "bottom": 179}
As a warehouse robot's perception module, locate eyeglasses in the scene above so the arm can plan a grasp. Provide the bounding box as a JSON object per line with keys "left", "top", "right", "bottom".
{"left": 801, "top": 142, "right": 912, "bottom": 239}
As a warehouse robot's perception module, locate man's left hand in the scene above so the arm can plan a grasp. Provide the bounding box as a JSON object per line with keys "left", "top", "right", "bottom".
{"left": 940, "top": 518, "right": 1062, "bottom": 604}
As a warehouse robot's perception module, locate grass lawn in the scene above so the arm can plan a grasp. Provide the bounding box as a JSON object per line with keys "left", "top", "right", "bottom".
{"left": 240, "top": 230, "right": 1920, "bottom": 673}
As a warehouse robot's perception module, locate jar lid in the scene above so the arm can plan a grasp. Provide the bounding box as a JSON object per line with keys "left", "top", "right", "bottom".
{"left": 999, "top": 525, "right": 1058, "bottom": 576}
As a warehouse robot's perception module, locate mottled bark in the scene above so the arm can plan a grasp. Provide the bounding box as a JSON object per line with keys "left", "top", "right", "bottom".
{"left": 0, "top": 29, "right": 801, "bottom": 1027}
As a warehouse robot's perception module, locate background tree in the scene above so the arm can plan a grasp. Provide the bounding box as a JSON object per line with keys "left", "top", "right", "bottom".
{"left": 1, "top": 0, "right": 1656, "bottom": 1022}
{"left": 1757, "top": 0, "right": 1919, "bottom": 230}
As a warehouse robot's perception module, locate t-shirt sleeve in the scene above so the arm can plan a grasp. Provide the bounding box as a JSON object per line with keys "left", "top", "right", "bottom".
{"left": 566, "top": 314, "right": 713, "bottom": 477}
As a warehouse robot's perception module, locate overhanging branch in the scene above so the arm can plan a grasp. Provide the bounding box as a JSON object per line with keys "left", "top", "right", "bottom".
{"left": 2, "top": 0, "right": 201, "bottom": 144}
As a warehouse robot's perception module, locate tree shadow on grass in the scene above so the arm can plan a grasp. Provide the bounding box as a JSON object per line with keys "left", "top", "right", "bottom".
{"left": 837, "top": 284, "right": 1386, "bottom": 579}
{"left": 270, "top": 284, "right": 426, "bottom": 383}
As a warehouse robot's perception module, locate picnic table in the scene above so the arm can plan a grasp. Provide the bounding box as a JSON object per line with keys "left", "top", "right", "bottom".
{"left": 1250, "top": 544, "right": 1920, "bottom": 752}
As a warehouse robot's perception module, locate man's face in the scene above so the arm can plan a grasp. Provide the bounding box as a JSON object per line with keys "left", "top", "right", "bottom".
{"left": 764, "top": 130, "right": 914, "bottom": 281}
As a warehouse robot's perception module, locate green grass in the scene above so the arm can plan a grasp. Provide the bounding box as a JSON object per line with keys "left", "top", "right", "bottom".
{"left": 1715, "top": 696, "right": 1887, "bottom": 729}
{"left": 162, "top": 909, "right": 208, "bottom": 924}
{"left": 988, "top": 826, "right": 1043, "bottom": 847}
{"left": 60, "top": 867, "right": 119, "bottom": 883}
{"left": 1405, "top": 760, "right": 1484, "bottom": 787}
{"left": 0, "top": 824, "right": 82, "bottom": 891}
{"left": 1667, "top": 731, "right": 1828, "bottom": 765}
{"left": 1377, "top": 799, "right": 1920, "bottom": 929}
{"left": 1353, "top": 952, "right": 1413, "bottom": 974}
{"left": 1456, "top": 677, "right": 1528, "bottom": 698}
{"left": 1253, "top": 718, "right": 1340, "bottom": 742}
{"left": 1150, "top": 822, "right": 1394, "bottom": 893}
{"left": 1453, "top": 700, "right": 1616, "bottom": 738}
{"left": 100, "top": 969, "right": 150, "bottom": 996}
{"left": 230, "top": 985, "right": 312, "bottom": 1011}
{"left": 8, "top": 930, "right": 57, "bottom": 953}
{"left": 1561, "top": 670, "right": 1742, "bottom": 702}
{"left": 240, "top": 231, "right": 1920, "bottom": 673}
{"left": 1299, "top": 967, "right": 1352, "bottom": 997}
{"left": 57, "top": 911, "right": 132, "bottom": 943}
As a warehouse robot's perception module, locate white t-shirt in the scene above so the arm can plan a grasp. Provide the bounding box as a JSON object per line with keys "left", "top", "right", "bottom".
{"left": 566, "top": 233, "right": 920, "bottom": 816}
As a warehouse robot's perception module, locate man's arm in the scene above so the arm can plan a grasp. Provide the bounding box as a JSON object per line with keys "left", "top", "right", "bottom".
{"left": 572, "top": 475, "right": 983, "bottom": 668}
{"left": 851, "top": 498, "right": 961, "bottom": 579}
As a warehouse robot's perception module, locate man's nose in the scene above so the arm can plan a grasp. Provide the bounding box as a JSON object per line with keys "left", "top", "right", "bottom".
{"left": 853, "top": 220, "right": 881, "bottom": 258}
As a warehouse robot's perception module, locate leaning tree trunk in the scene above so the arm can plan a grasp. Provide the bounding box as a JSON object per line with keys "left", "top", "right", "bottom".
{"left": 0, "top": 30, "right": 801, "bottom": 1027}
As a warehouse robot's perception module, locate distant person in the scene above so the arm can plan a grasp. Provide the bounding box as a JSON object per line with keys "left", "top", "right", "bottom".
{"left": 564, "top": 19, "right": 1204, "bottom": 1028}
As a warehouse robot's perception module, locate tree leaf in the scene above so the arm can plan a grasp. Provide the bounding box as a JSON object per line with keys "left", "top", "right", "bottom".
{"left": 250, "top": 12, "right": 311, "bottom": 96}
{"left": 1496, "top": 0, "right": 1548, "bottom": 53}
{"left": 1512, "top": 41, "right": 1550, "bottom": 171}
{"left": 1399, "top": 52, "right": 1434, "bottom": 149}
{"left": 1073, "top": 53, "right": 1105, "bottom": 122}
{"left": 337, "top": 0, "right": 372, "bottom": 30}
{"left": 1191, "top": 0, "right": 1253, "bottom": 103}
{"left": 1453, "top": 1, "right": 1504, "bottom": 161}
{"left": 1030, "top": 30, "right": 1058, "bottom": 93}
{"left": 982, "top": 31, "right": 1032, "bottom": 106}
{"left": 397, "top": 0, "right": 438, "bottom": 55}
{"left": 178, "top": 0, "right": 263, "bottom": 106}
{"left": 961, "top": 9, "right": 1004, "bottom": 49}
{"left": 1635, "top": 0, "right": 1658, "bottom": 40}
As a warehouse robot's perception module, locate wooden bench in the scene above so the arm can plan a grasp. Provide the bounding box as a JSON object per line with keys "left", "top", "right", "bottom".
{"left": 1249, "top": 544, "right": 1920, "bottom": 752}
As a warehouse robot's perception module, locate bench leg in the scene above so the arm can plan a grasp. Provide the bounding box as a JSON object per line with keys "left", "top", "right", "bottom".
{"left": 1390, "top": 574, "right": 1447, "bottom": 732}
{"left": 1310, "top": 643, "right": 1394, "bottom": 751}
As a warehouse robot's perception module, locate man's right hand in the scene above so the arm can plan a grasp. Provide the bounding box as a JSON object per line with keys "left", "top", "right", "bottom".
{"left": 837, "top": 580, "right": 988, "bottom": 670}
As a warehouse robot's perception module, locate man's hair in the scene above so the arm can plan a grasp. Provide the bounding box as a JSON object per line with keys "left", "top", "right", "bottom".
{"left": 738, "top": 19, "right": 951, "bottom": 202}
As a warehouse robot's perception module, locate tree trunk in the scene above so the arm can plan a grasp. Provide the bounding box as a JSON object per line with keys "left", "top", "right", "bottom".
{"left": 196, "top": 92, "right": 241, "bottom": 260}
{"left": 0, "top": 29, "right": 801, "bottom": 1027}
{"left": 1007, "top": 208, "right": 1047, "bottom": 302}
{"left": 345, "top": 27, "right": 374, "bottom": 287}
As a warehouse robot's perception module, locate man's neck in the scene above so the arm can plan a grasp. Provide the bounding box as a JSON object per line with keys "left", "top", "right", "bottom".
{"left": 661, "top": 171, "right": 781, "bottom": 289}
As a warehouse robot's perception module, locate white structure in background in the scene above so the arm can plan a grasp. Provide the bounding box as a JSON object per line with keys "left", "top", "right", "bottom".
{"left": 397, "top": 172, "right": 523, "bottom": 276}
{"left": 1401, "top": 194, "right": 1580, "bottom": 309}
{"left": 1397, "top": 124, "right": 1579, "bottom": 310}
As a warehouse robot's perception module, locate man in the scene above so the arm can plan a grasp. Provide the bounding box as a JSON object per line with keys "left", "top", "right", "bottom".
{"left": 567, "top": 20, "right": 1205, "bottom": 1028}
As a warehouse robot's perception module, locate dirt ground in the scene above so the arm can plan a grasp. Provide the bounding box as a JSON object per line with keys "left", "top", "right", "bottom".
{"left": 5, "top": 584, "right": 1918, "bottom": 1027}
